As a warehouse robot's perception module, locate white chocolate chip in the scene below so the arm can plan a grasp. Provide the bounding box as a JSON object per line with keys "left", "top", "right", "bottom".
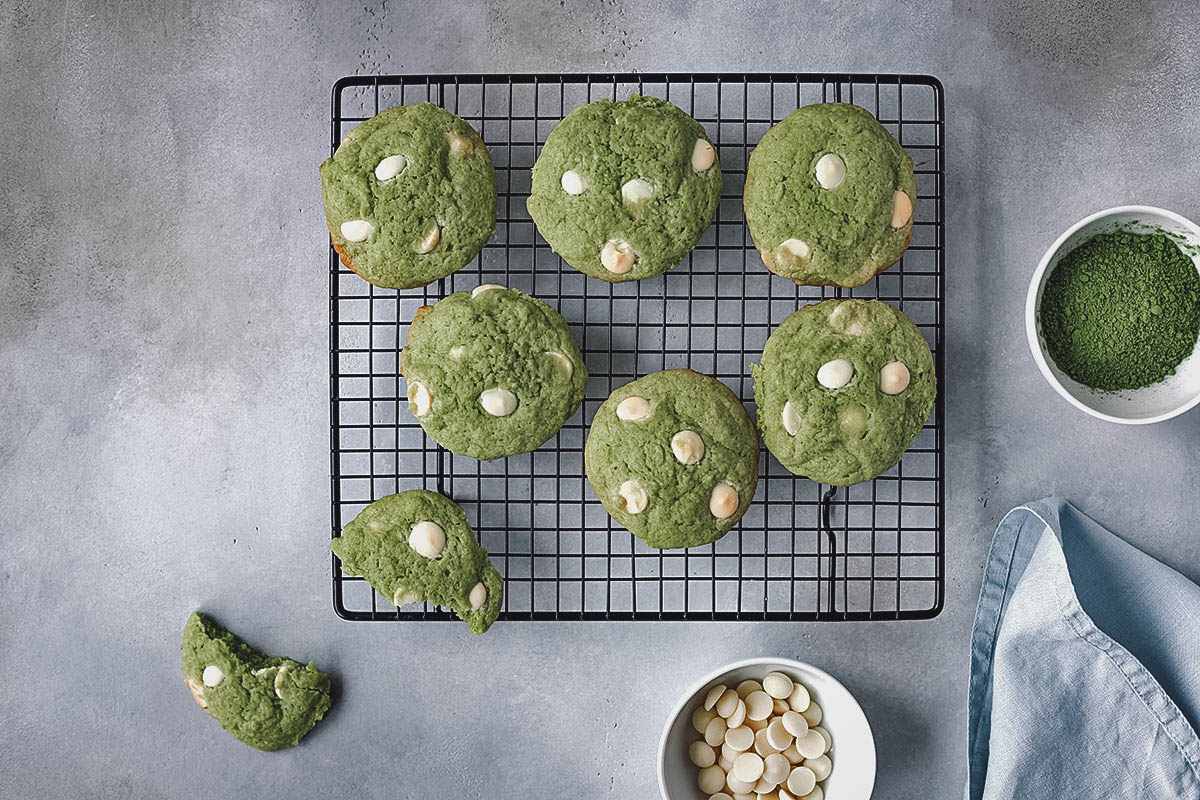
{"left": 273, "top": 664, "right": 289, "bottom": 700}
{"left": 762, "top": 671, "right": 794, "bottom": 699}
{"left": 690, "top": 741, "right": 717, "bottom": 769}
{"left": 726, "top": 698, "right": 746, "bottom": 729}
{"left": 693, "top": 707, "right": 717, "bottom": 735}
{"left": 186, "top": 678, "right": 207, "bottom": 709}
{"left": 710, "top": 793, "right": 733, "bottom": 800}
{"left": 471, "top": 283, "right": 504, "bottom": 297}
{"left": 620, "top": 178, "right": 655, "bottom": 211}
{"left": 732, "top": 752, "right": 765, "bottom": 783}
{"left": 393, "top": 585, "right": 421, "bottom": 606}
{"left": 754, "top": 777, "right": 779, "bottom": 794}
{"left": 721, "top": 742, "right": 742, "bottom": 763}
{"left": 782, "top": 743, "right": 804, "bottom": 764}
{"left": 773, "top": 697, "right": 790, "bottom": 714}
{"left": 763, "top": 753, "right": 791, "bottom": 786}
{"left": 202, "top": 665, "right": 225, "bottom": 688}
{"left": 704, "top": 684, "right": 727, "bottom": 711}
{"left": 725, "top": 773, "right": 755, "bottom": 795}
{"left": 794, "top": 729, "right": 826, "bottom": 760}
{"left": 814, "top": 153, "right": 846, "bottom": 189}
{"left": 479, "top": 387, "right": 518, "bottom": 417}
{"left": 448, "top": 345, "right": 466, "bottom": 360}
{"left": 671, "top": 430, "right": 705, "bottom": 465}
{"left": 745, "top": 714, "right": 769, "bottom": 731}
{"left": 724, "top": 725, "right": 754, "bottom": 752}
{"left": 340, "top": 219, "right": 374, "bottom": 242}
{"left": 715, "top": 688, "right": 740, "bottom": 718}
{"left": 406, "top": 381, "right": 433, "bottom": 417}
{"left": 754, "top": 727, "right": 781, "bottom": 756}
{"left": 704, "top": 716, "right": 728, "bottom": 747}
{"left": 736, "top": 680, "right": 763, "bottom": 698}
{"left": 600, "top": 238, "right": 636, "bottom": 274}
{"left": 781, "top": 400, "right": 801, "bottom": 436}
{"left": 777, "top": 788, "right": 798, "bottom": 800}
{"left": 880, "top": 361, "right": 911, "bottom": 395}
{"left": 786, "top": 766, "right": 817, "bottom": 797}
{"left": 698, "top": 765, "right": 726, "bottom": 795}
{"left": 408, "top": 520, "right": 446, "bottom": 559}
{"left": 781, "top": 710, "right": 809, "bottom": 738}
{"left": 839, "top": 405, "right": 868, "bottom": 436}
{"left": 745, "top": 690, "right": 773, "bottom": 721}
{"left": 692, "top": 138, "right": 716, "bottom": 171}
{"left": 618, "top": 480, "right": 649, "bottom": 515}
{"left": 787, "top": 682, "right": 811, "bottom": 713}
{"left": 545, "top": 350, "right": 574, "bottom": 378}
{"left": 892, "top": 189, "right": 913, "bottom": 227}
{"left": 775, "top": 238, "right": 810, "bottom": 266}
{"left": 812, "top": 725, "right": 831, "bottom": 753}
{"left": 448, "top": 133, "right": 473, "bottom": 155}
{"left": 374, "top": 154, "right": 409, "bottom": 181}
{"left": 805, "top": 754, "right": 832, "bottom": 782}
{"left": 816, "top": 359, "right": 854, "bottom": 389}
{"left": 561, "top": 170, "right": 587, "bottom": 195}
{"left": 828, "top": 301, "right": 867, "bottom": 336}
{"left": 801, "top": 701, "right": 823, "bottom": 727}
{"left": 709, "top": 482, "right": 739, "bottom": 519}
{"left": 469, "top": 581, "right": 487, "bottom": 611}
{"left": 616, "top": 396, "right": 651, "bottom": 422}
{"left": 415, "top": 224, "right": 441, "bottom": 254}
{"left": 766, "top": 717, "right": 793, "bottom": 751}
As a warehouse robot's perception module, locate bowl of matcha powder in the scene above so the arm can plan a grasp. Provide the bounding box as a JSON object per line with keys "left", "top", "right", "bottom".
{"left": 1027, "top": 205, "right": 1200, "bottom": 424}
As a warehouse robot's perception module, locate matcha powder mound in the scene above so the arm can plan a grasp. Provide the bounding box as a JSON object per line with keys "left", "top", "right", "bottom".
{"left": 1040, "top": 231, "right": 1200, "bottom": 391}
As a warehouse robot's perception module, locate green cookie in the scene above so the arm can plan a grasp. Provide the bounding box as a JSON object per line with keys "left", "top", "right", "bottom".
{"left": 527, "top": 95, "right": 721, "bottom": 282}
{"left": 181, "top": 612, "right": 331, "bottom": 751}
{"left": 585, "top": 370, "right": 759, "bottom": 549}
{"left": 744, "top": 103, "right": 916, "bottom": 287}
{"left": 401, "top": 285, "right": 587, "bottom": 460}
{"left": 330, "top": 490, "right": 503, "bottom": 634}
{"left": 751, "top": 299, "right": 935, "bottom": 485}
{"left": 320, "top": 103, "right": 496, "bottom": 289}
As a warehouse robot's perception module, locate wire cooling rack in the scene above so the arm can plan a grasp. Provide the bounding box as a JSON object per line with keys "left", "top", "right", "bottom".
{"left": 330, "top": 73, "right": 945, "bottom": 622}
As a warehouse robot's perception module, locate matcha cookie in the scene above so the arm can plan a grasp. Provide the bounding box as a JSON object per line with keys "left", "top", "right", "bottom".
{"left": 744, "top": 103, "right": 916, "bottom": 287}
{"left": 401, "top": 285, "right": 587, "bottom": 460}
{"left": 181, "top": 612, "right": 331, "bottom": 751}
{"left": 585, "top": 370, "right": 759, "bottom": 549}
{"left": 330, "top": 490, "right": 503, "bottom": 634}
{"left": 320, "top": 103, "right": 496, "bottom": 289}
{"left": 527, "top": 95, "right": 721, "bottom": 282}
{"left": 751, "top": 299, "right": 935, "bottom": 485}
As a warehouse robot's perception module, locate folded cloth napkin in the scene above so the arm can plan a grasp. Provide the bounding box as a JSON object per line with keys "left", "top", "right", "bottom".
{"left": 968, "top": 498, "right": 1200, "bottom": 799}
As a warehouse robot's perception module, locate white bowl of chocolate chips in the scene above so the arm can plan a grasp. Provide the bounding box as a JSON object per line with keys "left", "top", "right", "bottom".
{"left": 1026, "top": 204, "right": 1200, "bottom": 424}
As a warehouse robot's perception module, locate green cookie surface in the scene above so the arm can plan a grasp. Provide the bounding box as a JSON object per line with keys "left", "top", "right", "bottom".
{"left": 527, "top": 94, "right": 721, "bottom": 282}
{"left": 744, "top": 103, "right": 916, "bottom": 287}
{"left": 751, "top": 299, "right": 935, "bottom": 485}
{"left": 585, "top": 370, "right": 759, "bottom": 549}
{"left": 401, "top": 286, "right": 587, "bottom": 460}
{"left": 330, "top": 490, "right": 503, "bottom": 634}
{"left": 181, "top": 612, "right": 331, "bottom": 752}
{"left": 320, "top": 103, "right": 496, "bottom": 289}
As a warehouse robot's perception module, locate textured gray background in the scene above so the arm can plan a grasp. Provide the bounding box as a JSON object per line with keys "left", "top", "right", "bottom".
{"left": 4, "top": 1, "right": 1200, "bottom": 797}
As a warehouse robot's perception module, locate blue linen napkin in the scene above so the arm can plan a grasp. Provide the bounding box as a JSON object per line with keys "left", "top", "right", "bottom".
{"left": 968, "top": 498, "right": 1200, "bottom": 799}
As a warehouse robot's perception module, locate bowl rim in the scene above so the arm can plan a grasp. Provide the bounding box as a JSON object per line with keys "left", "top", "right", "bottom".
{"left": 1025, "top": 203, "right": 1200, "bottom": 425}
{"left": 656, "top": 656, "right": 876, "bottom": 800}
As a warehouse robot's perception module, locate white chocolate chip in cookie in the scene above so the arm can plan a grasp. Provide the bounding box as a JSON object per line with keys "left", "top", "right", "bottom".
{"left": 775, "top": 238, "right": 811, "bottom": 267}
{"left": 186, "top": 678, "right": 207, "bottom": 709}
{"left": 340, "top": 219, "right": 374, "bottom": 242}
{"left": 621, "top": 178, "right": 655, "bottom": 212}
{"left": 202, "top": 665, "right": 225, "bottom": 688}
{"left": 814, "top": 153, "right": 846, "bottom": 189}
{"left": 448, "top": 133, "right": 473, "bottom": 155}
{"left": 471, "top": 283, "right": 504, "bottom": 297}
{"left": 600, "top": 238, "right": 636, "bottom": 274}
{"left": 480, "top": 387, "right": 518, "bottom": 416}
{"left": 816, "top": 359, "right": 854, "bottom": 389}
{"left": 448, "top": 345, "right": 465, "bottom": 360}
{"left": 273, "top": 664, "right": 289, "bottom": 700}
{"left": 408, "top": 520, "right": 446, "bottom": 559}
{"left": 393, "top": 584, "right": 421, "bottom": 607}
{"left": 880, "top": 361, "right": 911, "bottom": 395}
{"left": 839, "top": 405, "right": 868, "bottom": 437}
{"left": 469, "top": 581, "right": 487, "bottom": 611}
{"left": 407, "top": 381, "right": 433, "bottom": 417}
{"left": 415, "top": 224, "right": 441, "bottom": 254}
{"left": 709, "top": 482, "right": 739, "bottom": 519}
{"left": 561, "top": 170, "right": 588, "bottom": 195}
{"left": 374, "top": 154, "right": 409, "bottom": 181}
{"left": 692, "top": 138, "right": 716, "bottom": 171}
{"left": 671, "top": 430, "right": 705, "bottom": 465}
{"left": 781, "top": 400, "right": 801, "bottom": 436}
{"left": 545, "top": 350, "right": 574, "bottom": 378}
{"left": 891, "top": 189, "right": 913, "bottom": 227}
{"left": 618, "top": 479, "right": 649, "bottom": 514}
{"left": 828, "top": 301, "right": 867, "bottom": 336}
{"left": 616, "top": 396, "right": 651, "bottom": 422}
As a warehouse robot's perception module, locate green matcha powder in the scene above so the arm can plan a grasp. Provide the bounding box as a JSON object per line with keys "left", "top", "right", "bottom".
{"left": 1040, "top": 231, "right": 1200, "bottom": 391}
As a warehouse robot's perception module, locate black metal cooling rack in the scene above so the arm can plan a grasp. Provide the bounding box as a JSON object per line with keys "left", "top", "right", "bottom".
{"left": 329, "top": 73, "right": 945, "bottom": 622}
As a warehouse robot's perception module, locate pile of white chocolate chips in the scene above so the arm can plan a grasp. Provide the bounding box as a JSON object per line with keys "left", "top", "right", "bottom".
{"left": 688, "top": 671, "right": 832, "bottom": 800}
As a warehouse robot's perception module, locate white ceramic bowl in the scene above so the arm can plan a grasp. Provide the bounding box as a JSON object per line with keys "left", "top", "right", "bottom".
{"left": 1026, "top": 205, "right": 1200, "bottom": 424}
{"left": 657, "top": 657, "right": 875, "bottom": 800}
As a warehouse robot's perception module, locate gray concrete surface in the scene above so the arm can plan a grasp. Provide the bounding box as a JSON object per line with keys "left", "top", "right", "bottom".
{"left": 4, "top": 1, "right": 1200, "bottom": 797}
